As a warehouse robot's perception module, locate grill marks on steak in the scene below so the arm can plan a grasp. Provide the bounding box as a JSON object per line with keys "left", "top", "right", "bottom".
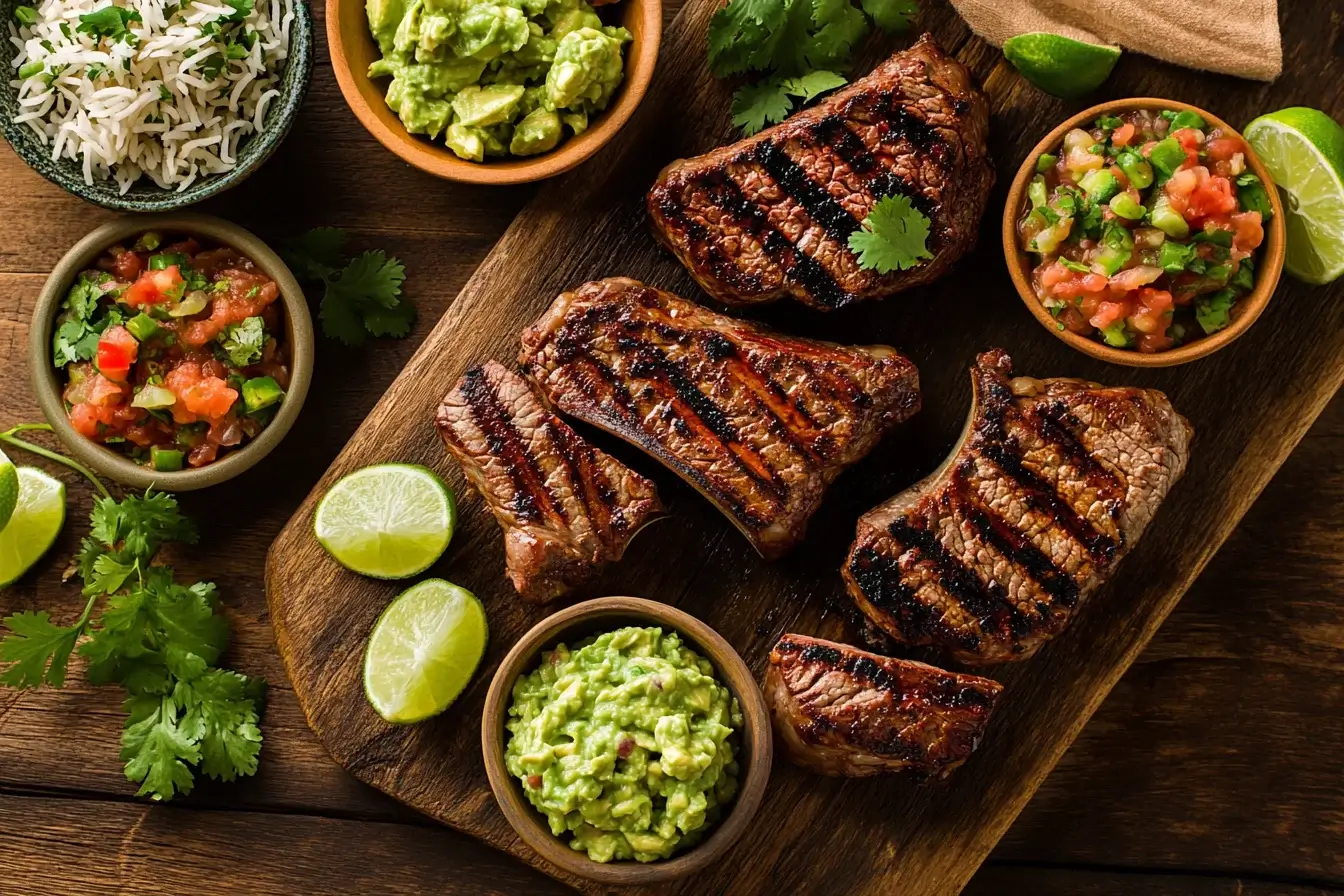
{"left": 519, "top": 278, "right": 921, "bottom": 558}
{"left": 766, "top": 634, "right": 1002, "bottom": 777}
{"left": 434, "top": 361, "right": 664, "bottom": 602}
{"left": 844, "top": 349, "right": 1193, "bottom": 664}
{"left": 647, "top": 35, "right": 993, "bottom": 311}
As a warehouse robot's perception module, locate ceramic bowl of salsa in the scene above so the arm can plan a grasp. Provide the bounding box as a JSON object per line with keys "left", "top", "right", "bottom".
{"left": 481, "top": 596, "right": 772, "bottom": 885}
{"left": 1004, "top": 98, "right": 1286, "bottom": 367}
{"left": 29, "top": 213, "right": 314, "bottom": 491}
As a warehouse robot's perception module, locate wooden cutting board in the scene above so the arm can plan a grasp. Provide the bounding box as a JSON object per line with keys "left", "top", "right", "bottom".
{"left": 265, "top": 2, "right": 1344, "bottom": 893}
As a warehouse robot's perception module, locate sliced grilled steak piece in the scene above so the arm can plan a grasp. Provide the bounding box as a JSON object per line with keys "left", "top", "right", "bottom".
{"left": 844, "top": 349, "right": 1193, "bottom": 665}
{"left": 434, "top": 361, "right": 664, "bottom": 602}
{"left": 766, "top": 633, "right": 1002, "bottom": 778}
{"left": 519, "top": 278, "right": 921, "bottom": 559}
{"left": 647, "top": 34, "right": 993, "bottom": 312}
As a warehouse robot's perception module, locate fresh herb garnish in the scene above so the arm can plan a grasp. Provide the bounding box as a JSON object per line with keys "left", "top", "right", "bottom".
{"left": 76, "top": 5, "right": 142, "bottom": 43}
{"left": 13, "top": 5, "right": 38, "bottom": 25}
{"left": 217, "top": 316, "right": 266, "bottom": 367}
{"left": 847, "top": 194, "right": 933, "bottom": 274}
{"left": 708, "top": 0, "right": 917, "bottom": 135}
{"left": 222, "top": 0, "right": 254, "bottom": 21}
{"left": 282, "top": 228, "right": 415, "bottom": 346}
{"left": 53, "top": 273, "right": 121, "bottom": 368}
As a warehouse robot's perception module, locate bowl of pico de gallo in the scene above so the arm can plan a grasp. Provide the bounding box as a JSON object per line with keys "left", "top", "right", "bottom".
{"left": 1004, "top": 98, "right": 1286, "bottom": 367}
{"left": 30, "top": 213, "right": 314, "bottom": 490}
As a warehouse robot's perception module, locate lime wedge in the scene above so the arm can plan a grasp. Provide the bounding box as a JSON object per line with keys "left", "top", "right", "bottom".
{"left": 0, "top": 468, "right": 66, "bottom": 587}
{"left": 0, "top": 449, "right": 18, "bottom": 531}
{"left": 1003, "top": 33, "right": 1122, "bottom": 99}
{"left": 363, "top": 579, "right": 488, "bottom": 724}
{"left": 315, "top": 464, "right": 456, "bottom": 579}
{"left": 1244, "top": 107, "right": 1344, "bottom": 285}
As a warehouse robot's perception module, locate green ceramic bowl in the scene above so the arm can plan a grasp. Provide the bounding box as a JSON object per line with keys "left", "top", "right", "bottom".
{"left": 0, "top": 0, "right": 313, "bottom": 211}
{"left": 30, "top": 213, "right": 314, "bottom": 491}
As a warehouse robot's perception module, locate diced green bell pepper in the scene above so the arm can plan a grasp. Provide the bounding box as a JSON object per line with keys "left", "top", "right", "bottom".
{"left": 1149, "top": 193, "right": 1190, "bottom": 238}
{"left": 124, "top": 312, "right": 162, "bottom": 343}
{"left": 1109, "top": 193, "right": 1146, "bottom": 220}
{"left": 1115, "top": 151, "right": 1154, "bottom": 190}
{"left": 1036, "top": 153, "right": 1057, "bottom": 173}
{"left": 1148, "top": 138, "right": 1188, "bottom": 178}
{"left": 1195, "top": 288, "right": 1238, "bottom": 335}
{"left": 148, "top": 252, "right": 189, "bottom": 271}
{"left": 1169, "top": 110, "right": 1206, "bottom": 132}
{"left": 1100, "top": 322, "right": 1132, "bottom": 347}
{"left": 242, "top": 376, "right": 284, "bottom": 413}
{"left": 1028, "top": 175, "right": 1048, "bottom": 208}
{"left": 1079, "top": 169, "right": 1121, "bottom": 202}
{"left": 150, "top": 446, "right": 185, "bottom": 472}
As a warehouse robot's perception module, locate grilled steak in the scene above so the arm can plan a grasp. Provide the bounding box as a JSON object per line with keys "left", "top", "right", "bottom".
{"left": 519, "top": 278, "right": 921, "bottom": 558}
{"left": 844, "top": 349, "right": 1193, "bottom": 665}
{"left": 766, "top": 633, "right": 1002, "bottom": 777}
{"left": 647, "top": 35, "right": 993, "bottom": 311}
{"left": 435, "top": 361, "right": 664, "bottom": 602}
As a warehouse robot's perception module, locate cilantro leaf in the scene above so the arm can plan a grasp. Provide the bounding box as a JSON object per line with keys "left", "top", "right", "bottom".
{"left": 150, "top": 576, "right": 229, "bottom": 671}
{"left": 859, "top": 0, "right": 917, "bottom": 31}
{"left": 0, "top": 610, "right": 83, "bottom": 688}
{"left": 848, "top": 194, "right": 935, "bottom": 273}
{"left": 221, "top": 0, "right": 254, "bottom": 21}
{"left": 88, "top": 491, "right": 197, "bottom": 562}
{"left": 287, "top": 230, "right": 414, "bottom": 345}
{"left": 318, "top": 290, "right": 370, "bottom": 347}
{"left": 282, "top": 227, "right": 348, "bottom": 280}
{"left": 180, "top": 670, "right": 263, "bottom": 782}
{"left": 86, "top": 552, "right": 137, "bottom": 596}
{"left": 731, "top": 78, "right": 795, "bottom": 135}
{"left": 52, "top": 273, "right": 114, "bottom": 368}
{"left": 217, "top": 316, "right": 266, "bottom": 367}
{"left": 362, "top": 298, "right": 418, "bottom": 338}
{"left": 120, "top": 692, "right": 200, "bottom": 801}
{"left": 806, "top": 0, "right": 867, "bottom": 69}
{"left": 76, "top": 5, "right": 142, "bottom": 41}
{"left": 782, "top": 69, "right": 847, "bottom": 102}
{"left": 333, "top": 251, "right": 405, "bottom": 310}
{"left": 707, "top": 0, "right": 789, "bottom": 76}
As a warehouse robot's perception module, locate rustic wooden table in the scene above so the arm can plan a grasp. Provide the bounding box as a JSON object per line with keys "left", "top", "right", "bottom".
{"left": 2, "top": 2, "right": 1342, "bottom": 894}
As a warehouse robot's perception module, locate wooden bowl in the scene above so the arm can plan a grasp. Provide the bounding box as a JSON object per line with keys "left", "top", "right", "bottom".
{"left": 481, "top": 596, "right": 772, "bottom": 885}
{"left": 29, "top": 213, "right": 314, "bottom": 491}
{"left": 1003, "top": 98, "right": 1287, "bottom": 368}
{"left": 327, "top": 0, "right": 661, "bottom": 185}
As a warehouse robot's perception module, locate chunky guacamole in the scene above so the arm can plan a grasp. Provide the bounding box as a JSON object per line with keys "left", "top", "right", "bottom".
{"left": 365, "top": 0, "right": 631, "bottom": 160}
{"left": 505, "top": 626, "right": 742, "bottom": 863}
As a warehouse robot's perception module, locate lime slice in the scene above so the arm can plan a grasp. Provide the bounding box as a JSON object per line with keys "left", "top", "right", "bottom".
{"left": 1003, "top": 33, "right": 1122, "bottom": 99}
{"left": 1244, "top": 107, "right": 1344, "bottom": 285}
{"left": 0, "top": 449, "right": 18, "bottom": 532}
{"left": 315, "top": 464, "right": 456, "bottom": 579}
{"left": 363, "top": 579, "right": 488, "bottom": 724}
{"left": 0, "top": 468, "right": 66, "bottom": 587}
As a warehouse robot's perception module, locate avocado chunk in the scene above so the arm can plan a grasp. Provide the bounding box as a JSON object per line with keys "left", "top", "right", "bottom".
{"left": 242, "top": 376, "right": 285, "bottom": 413}
{"left": 150, "top": 446, "right": 185, "bottom": 472}
{"left": 451, "top": 84, "right": 525, "bottom": 126}
{"left": 509, "top": 108, "right": 562, "bottom": 156}
{"left": 367, "top": 0, "right": 407, "bottom": 53}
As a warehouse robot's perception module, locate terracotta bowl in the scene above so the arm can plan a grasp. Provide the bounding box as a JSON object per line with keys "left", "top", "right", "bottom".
{"left": 1003, "top": 98, "right": 1287, "bottom": 368}
{"left": 29, "top": 213, "right": 314, "bottom": 491}
{"left": 482, "top": 596, "right": 772, "bottom": 886}
{"left": 328, "top": 0, "right": 662, "bottom": 185}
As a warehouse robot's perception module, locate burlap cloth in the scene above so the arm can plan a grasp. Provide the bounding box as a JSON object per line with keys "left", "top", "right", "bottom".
{"left": 949, "top": 0, "right": 1282, "bottom": 81}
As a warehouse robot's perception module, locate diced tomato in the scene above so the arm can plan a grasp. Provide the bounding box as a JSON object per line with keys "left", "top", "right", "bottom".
{"left": 1127, "top": 307, "right": 1166, "bottom": 335}
{"left": 1109, "top": 266, "right": 1163, "bottom": 296}
{"left": 111, "top": 251, "right": 143, "bottom": 280}
{"left": 123, "top": 266, "right": 185, "bottom": 307}
{"left": 1111, "top": 122, "right": 1137, "bottom": 148}
{"left": 1089, "top": 301, "right": 1127, "bottom": 329}
{"left": 1060, "top": 307, "right": 1093, "bottom": 335}
{"left": 87, "top": 374, "right": 128, "bottom": 407}
{"left": 1136, "top": 333, "right": 1175, "bottom": 353}
{"left": 1079, "top": 293, "right": 1105, "bottom": 319}
{"left": 95, "top": 327, "right": 138, "bottom": 382}
{"left": 1186, "top": 175, "right": 1238, "bottom": 219}
{"left": 1052, "top": 277, "right": 1089, "bottom": 300}
{"left": 1205, "top": 136, "right": 1245, "bottom": 163}
{"left": 1137, "top": 288, "right": 1175, "bottom": 315}
{"left": 1231, "top": 211, "right": 1265, "bottom": 252}
{"left": 1164, "top": 166, "right": 1204, "bottom": 216}
{"left": 1081, "top": 273, "right": 1109, "bottom": 293}
{"left": 1172, "top": 127, "right": 1203, "bottom": 167}
{"left": 69, "top": 403, "right": 104, "bottom": 438}
{"left": 181, "top": 275, "right": 280, "bottom": 346}
{"left": 1039, "top": 261, "right": 1071, "bottom": 291}
{"left": 187, "top": 443, "right": 219, "bottom": 468}
{"left": 180, "top": 377, "right": 238, "bottom": 421}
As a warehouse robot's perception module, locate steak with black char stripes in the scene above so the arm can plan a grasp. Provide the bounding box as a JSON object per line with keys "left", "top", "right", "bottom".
{"left": 647, "top": 34, "right": 993, "bottom": 311}
{"left": 766, "top": 633, "right": 1002, "bottom": 777}
{"left": 518, "top": 278, "right": 921, "bottom": 558}
{"left": 844, "top": 349, "right": 1193, "bottom": 665}
{"left": 435, "top": 361, "right": 664, "bottom": 602}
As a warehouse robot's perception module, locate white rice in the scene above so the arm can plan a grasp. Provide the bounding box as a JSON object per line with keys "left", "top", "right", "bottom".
{"left": 7, "top": 0, "right": 293, "bottom": 193}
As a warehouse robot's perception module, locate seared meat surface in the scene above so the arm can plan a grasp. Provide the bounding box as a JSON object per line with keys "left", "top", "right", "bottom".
{"left": 435, "top": 361, "right": 664, "bottom": 602}
{"left": 647, "top": 35, "right": 993, "bottom": 311}
{"left": 844, "top": 350, "right": 1193, "bottom": 665}
{"left": 766, "top": 633, "right": 1002, "bottom": 777}
{"left": 519, "top": 278, "right": 921, "bottom": 558}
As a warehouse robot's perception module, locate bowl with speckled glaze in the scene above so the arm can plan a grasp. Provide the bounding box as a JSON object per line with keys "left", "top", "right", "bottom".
{"left": 0, "top": 0, "right": 312, "bottom": 211}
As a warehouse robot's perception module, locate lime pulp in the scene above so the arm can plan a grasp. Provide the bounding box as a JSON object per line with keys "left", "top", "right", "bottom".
{"left": 1002, "top": 32, "right": 1122, "bottom": 99}
{"left": 0, "top": 449, "right": 18, "bottom": 532}
{"left": 314, "top": 464, "right": 456, "bottom": 580}
{"left": 363, "top": 579, "right": 488, "bottom": 724}
{"left": 0, "top": 468, "right": 66, "bottom": 587}
{"left": 1244, "top": 107, "right": 1344, "bottom": 285}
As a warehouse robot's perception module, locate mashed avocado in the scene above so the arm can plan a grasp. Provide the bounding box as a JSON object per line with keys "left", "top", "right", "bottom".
{"left": 505, "top": 626, "right": 742, "bottom": 863}
{"left": 365, "top": 0, "right": 630, "bottom": 160}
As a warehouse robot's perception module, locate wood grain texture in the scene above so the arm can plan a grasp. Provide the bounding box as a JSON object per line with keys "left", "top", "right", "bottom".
{"left": 261, "top": 3, "right": 1344, "bottom": 896}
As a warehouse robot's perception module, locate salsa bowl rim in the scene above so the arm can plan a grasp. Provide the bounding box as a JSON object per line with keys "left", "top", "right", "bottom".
{"left": 28, "top": 212, "right": 315, "bottom": 491}
{"left": 481, "top": 595, "right": 773, "bottom": 885}
{"left": 1002, "top": 97, "right": 1287, "bottom": 368}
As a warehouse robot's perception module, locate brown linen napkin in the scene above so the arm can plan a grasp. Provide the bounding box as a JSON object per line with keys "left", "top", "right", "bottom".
{"left": 948, "top": 0, "right": 1282, "bottom": 81}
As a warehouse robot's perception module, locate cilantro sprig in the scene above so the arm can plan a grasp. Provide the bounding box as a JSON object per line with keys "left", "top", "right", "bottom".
{"left": 282, "top": 228, "right": 415, "bottom": 346}
{"left": 709, "top": 0, "right": 917, "bottom": 134}
{"left": 0, "top": 427, "right": 265, "bottom": 801}
{"left": 848, "top": 194, "right": 934, "bottom": 274}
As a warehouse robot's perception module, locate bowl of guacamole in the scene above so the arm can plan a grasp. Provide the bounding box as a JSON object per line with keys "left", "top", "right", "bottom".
{"left": 482, "top": 597, "right": 772, "bottom": 884}
{"left": 325, "top": 0, "right": 659, "bottom": 182}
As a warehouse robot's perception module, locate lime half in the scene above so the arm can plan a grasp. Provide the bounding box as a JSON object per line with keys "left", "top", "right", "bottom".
{"left": 1003, "top": 33, "right": 1122, "bottom": 99}
{"left": 0, "top": 449, "right": 18, "bottom": 531}
{"left": 0, "top": 468, "right": 66, "bottom": 587}
{"left": 1244, "top": 108, "right": 1344, "bottom": 285}
{"left": 363, "top": 579, "right": 488, "bottom": 724}
{"left": 315, "top": 464, "right": 456, "bottom": 579}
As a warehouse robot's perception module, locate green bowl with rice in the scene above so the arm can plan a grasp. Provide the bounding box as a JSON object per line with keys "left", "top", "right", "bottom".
{"left": 0, "top": 0, "right": 312, "bottom": 210}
